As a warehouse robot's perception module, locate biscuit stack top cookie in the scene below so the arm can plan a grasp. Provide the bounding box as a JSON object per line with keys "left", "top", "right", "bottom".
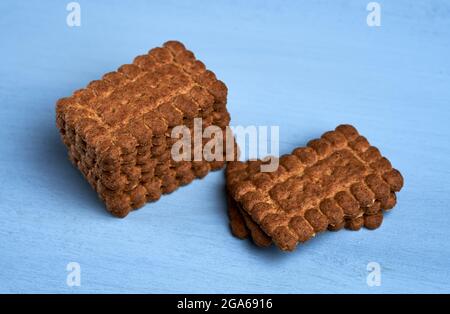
{"left": 56, "top": 41, "right": 230, "bottom": 217}
{"left": 226, "top": 125, "right": 404, "bottom": 251}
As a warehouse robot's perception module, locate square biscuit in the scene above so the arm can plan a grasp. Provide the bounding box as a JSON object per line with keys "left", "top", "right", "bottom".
{"left": 57, "top": 41, "right": 230, "bottom": 217}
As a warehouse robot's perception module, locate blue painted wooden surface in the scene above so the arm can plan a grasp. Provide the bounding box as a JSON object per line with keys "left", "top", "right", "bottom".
{"left": 1, "top": 0, "right": 449, "bottom": 293}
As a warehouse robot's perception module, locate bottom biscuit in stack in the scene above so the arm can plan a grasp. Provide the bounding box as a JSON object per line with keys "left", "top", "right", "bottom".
{"left": 227, "top": 192, "right": 272, "bottom": 247}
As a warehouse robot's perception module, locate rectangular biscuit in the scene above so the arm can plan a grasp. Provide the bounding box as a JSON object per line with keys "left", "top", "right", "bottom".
{"left": 56, "top": 41, "right": 230, "bottom": 217}
{"left": 226, "top": 125, "right": 403, "bottom": 251}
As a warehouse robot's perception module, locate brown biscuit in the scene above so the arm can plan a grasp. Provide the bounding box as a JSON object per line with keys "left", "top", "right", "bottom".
{"left": 344, "top": 192, "right": 395, "bottom": 231}
{"left": 226, "top": 157, "right": 393, "bottom": 243}
{"left": 239, "top": 207, "right": 272, "bottom": 247}
{"left": 227, "top": 191, "right": 272, "bottom": 247}
{"left": 57, "top": 41, "right": 230, "bottom": 217}
{"left": 227, "top": 193, "right": 249, "bottom": 239}
{"left": 228, "top": 196, "right": 391, "bottom": 244}
{"left": 226, "top": 124, "right": 403, "bottom": 251}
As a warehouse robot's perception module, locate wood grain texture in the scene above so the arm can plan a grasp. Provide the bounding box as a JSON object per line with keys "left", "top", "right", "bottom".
{"left": 0, "top": 0, "right": 449, "bottom": 293}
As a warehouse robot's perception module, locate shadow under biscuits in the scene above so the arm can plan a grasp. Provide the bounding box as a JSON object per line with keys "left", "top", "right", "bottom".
{"left": 30, "top": 115, "right": 108, "bottom": 217}
{"left": 243, "top": 239, "right": 288, "bottom": 261}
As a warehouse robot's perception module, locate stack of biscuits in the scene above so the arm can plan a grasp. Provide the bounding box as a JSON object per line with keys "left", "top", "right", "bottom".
{"left": 226, "top": 125, "right": 404, "bottom": 251}
{"left": 56, "top": 41, "right": 232, "bottom": 217}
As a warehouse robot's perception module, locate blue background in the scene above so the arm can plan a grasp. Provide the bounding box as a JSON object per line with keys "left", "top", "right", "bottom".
{"left": 1, "top": 0, "right": 449, "bottom": 293}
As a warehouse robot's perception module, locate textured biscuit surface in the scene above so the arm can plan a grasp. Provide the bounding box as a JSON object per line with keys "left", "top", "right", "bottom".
{"left": 228, "top": 191, "right": 396, "bottom": 246}
{"left": 227, "top": 192, "right": 272, "bottom": 247}
{"left": 227, "top": 193, "right": 249, "bottom": 239}
{"left": 56, "top": 41, "right": 230, "bottom": 217}
{"left": 226, "top": 125, "right": 403, "bottom": 251}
